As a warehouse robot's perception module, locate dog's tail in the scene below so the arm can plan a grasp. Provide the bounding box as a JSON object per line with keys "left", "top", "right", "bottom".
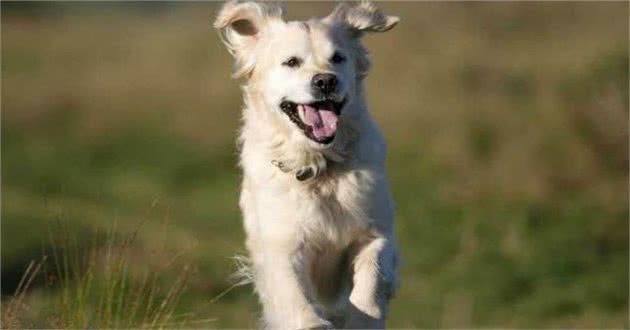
{"left": 209, "top": 254, "right": 254, "bottom": 304}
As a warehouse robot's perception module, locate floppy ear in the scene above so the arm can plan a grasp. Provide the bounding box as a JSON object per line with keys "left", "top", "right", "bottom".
{"left": 213, "top": 1, "right": 284, "bottom": 77}
{"left": 326, "top": 1, "right": 399, "bottom": 37}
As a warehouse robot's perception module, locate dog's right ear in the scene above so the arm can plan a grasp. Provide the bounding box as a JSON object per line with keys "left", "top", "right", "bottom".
{"left": 325, "top": 1, "right": 399, "bottom": 38}
{"left": 214, "top": 1, "right": 284, "bottom": 78}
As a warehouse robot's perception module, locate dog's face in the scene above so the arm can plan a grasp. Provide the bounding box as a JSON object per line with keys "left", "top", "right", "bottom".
{"left": 254, "top": 21, "right": 352, "bottom": 145}
{"left": 215, "top": 1, "right": 398, "bottom": 147}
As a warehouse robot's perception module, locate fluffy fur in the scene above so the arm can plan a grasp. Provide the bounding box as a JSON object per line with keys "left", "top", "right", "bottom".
{"left": 214, "top": 1, "right": 399, "bottom": 328}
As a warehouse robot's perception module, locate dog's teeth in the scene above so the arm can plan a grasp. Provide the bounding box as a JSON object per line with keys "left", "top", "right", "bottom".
{"left": 297, "top": 105, "right": 306, "bottom": 122}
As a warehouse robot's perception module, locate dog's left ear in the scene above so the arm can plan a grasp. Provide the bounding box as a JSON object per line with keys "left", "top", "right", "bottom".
{"left": 325, "top": 1, "right": 399, "bottom": 37}
{"left": 214, "top": 1, "right": 285, "bottom": 77}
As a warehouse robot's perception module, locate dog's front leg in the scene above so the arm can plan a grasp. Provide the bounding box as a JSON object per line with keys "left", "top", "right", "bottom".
{"left": 252, "top": 248, "right": 332, "bottom": 329}
{"left": 347, "top": 236, "right": 397, "bottom": 329}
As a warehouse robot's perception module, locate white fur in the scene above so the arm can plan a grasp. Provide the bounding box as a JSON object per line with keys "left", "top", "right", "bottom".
{"left": 214, "top": 2, "right": 399, "bottom": 328}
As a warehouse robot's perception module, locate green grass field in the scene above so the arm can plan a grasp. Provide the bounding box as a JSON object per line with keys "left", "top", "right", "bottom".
{"left": 2, "top": 2, "right": 628, "bottom": 328}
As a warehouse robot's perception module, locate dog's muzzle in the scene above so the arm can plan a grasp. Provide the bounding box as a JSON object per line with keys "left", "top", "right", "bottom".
{"left": 280, "top": 98, "right": 346, "bottom": 145}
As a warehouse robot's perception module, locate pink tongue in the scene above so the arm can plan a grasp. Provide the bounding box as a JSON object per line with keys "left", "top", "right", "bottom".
{"left": 300, "top": 104, "right": 338, "bottom": 140}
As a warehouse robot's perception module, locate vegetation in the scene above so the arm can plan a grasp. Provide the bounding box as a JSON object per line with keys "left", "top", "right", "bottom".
{"left": 2, "top": 2, "right": 628, "bottom": 328}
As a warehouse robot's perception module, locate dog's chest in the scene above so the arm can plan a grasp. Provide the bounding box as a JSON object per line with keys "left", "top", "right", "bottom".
{"left": 290, "top": 168, "right": 377, "bottom": 246}
{"left": 243, "top": 157, "right": 382, "bottom": 248}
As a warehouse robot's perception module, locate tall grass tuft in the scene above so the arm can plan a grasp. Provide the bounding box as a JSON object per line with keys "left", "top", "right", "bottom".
{"left": 1, "top": 220, "right": 203, "bottom": 329}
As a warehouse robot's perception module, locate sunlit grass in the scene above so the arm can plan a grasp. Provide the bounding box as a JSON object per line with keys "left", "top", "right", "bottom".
{"left": 0, "top": 220, "right": 218, "bottom": 329}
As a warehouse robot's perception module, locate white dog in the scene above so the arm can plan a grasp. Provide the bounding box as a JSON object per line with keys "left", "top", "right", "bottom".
{"left": 214, "top": 1, "right": 399, "bottom": 328}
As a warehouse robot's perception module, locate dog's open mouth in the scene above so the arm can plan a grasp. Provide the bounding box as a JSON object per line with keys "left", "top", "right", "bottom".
{"left": 280, "top": 99, "right": 346, "bottom": 144}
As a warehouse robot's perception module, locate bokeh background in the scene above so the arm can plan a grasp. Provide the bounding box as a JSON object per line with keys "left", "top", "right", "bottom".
{"left": 2, "top": 1, "right": 628, "bottom": 328}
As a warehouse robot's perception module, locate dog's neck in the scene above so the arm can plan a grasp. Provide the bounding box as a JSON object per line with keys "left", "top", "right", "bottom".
{"left": 239, "top": 86, "right": 365, "bottom": 178}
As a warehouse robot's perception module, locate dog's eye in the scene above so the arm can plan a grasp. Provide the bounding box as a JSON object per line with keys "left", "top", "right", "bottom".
{"left": 283, "top": 57, "right": 302, "bottom": 68}
{"left": 331, "top": 52, "right": 346, "bottom": 64}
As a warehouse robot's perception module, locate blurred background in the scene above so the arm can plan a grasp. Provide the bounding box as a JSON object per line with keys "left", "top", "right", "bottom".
{"left": 1, "top": 1, "right": 628, "bottom": 328}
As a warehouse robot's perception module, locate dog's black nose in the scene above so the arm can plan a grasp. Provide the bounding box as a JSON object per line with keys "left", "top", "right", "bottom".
{"left": 311, "top": 73, "right": 338, "bottom": 95}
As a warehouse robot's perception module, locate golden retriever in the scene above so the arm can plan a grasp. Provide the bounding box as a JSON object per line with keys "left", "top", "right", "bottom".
{"left": 214, "top": 1, "right": 399, "bottom": 328}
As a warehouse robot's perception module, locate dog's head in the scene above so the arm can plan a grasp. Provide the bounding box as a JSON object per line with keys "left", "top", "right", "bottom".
{"left": 214, "top": 1, "right": 398, "bottom": 148}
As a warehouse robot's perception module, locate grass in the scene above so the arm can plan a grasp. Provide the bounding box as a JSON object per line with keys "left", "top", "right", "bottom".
{"left": 1, "top": 2, "right": 628, "bottom": 328}
{"left": 1, "top": 220, "right": 202, "bottom": 329}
